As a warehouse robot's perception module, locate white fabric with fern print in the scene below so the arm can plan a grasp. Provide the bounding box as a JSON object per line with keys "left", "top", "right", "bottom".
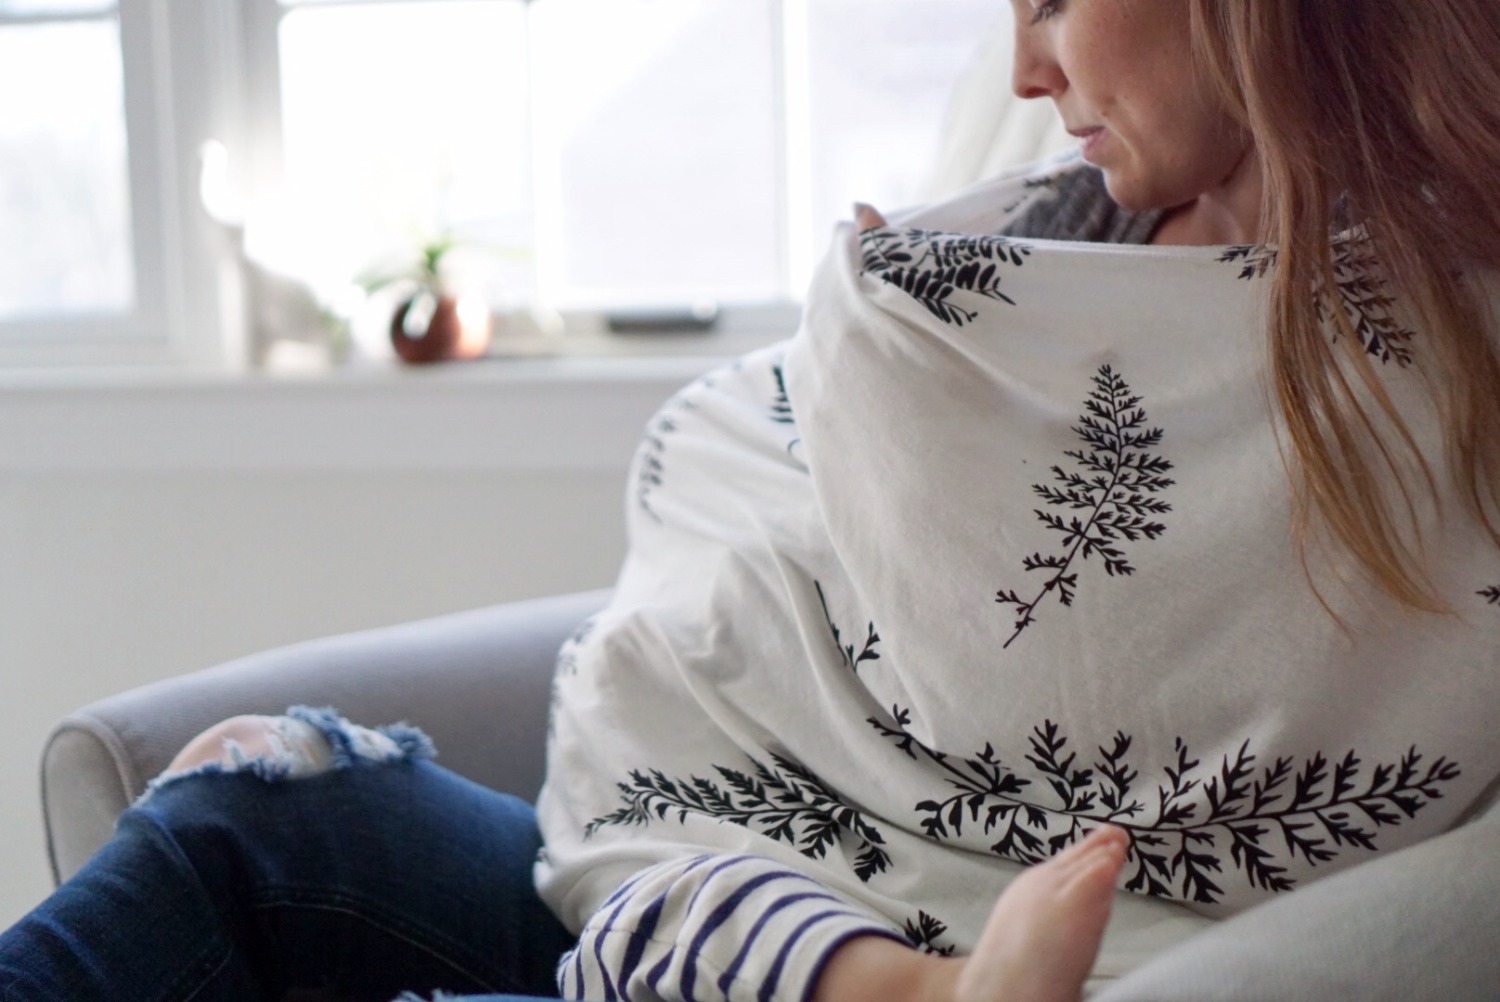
{"left": 534, "top": 158, "right": 1500, "bottom": 1002}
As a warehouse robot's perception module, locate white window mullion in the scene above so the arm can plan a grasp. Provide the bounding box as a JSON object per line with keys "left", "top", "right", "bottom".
{"left": 777, "top": 0, "right": 814, "bottom": 301}
{"left": 237, "top": 0, "right": 286, "bottom": 202}
{"left": 136, "top": 0, "right": 246, "bottom": 367}
{"left": 124, "top": 0, "right": 177, "bottom": 347}
{"left": 528, "top": 0, "right": 565, "bottom": 310}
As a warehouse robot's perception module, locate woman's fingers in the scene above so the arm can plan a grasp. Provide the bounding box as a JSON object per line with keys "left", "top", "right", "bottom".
{"left": 953, "top": 826, "right": 1128, "bottom": 1002}
{"left": 1053, "top": 825, "right": 1129, "bottom": 874}
{"left": 853, "top": 202, "right": 888, "bottom": 231}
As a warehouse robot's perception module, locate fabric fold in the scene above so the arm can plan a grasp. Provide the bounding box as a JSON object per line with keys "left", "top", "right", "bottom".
{"left": 536, "top": 158, "right": 1500, "bottom": 1002}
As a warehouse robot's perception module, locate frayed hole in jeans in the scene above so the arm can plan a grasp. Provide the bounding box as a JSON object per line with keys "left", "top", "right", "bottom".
{"left": 137, "top": 708, "right": 436, "bottom": 806}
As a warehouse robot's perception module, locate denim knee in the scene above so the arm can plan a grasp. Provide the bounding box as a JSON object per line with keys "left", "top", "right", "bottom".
{"left": 140, "top": 706, "right": 435, "bottom": 804}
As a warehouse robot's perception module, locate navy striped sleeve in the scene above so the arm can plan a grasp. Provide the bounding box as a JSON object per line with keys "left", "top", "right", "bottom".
{"left": 556, "top": 853, "right": 906, "bottom": 1002}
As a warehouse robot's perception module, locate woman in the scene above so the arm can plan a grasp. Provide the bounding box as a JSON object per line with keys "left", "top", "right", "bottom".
{"left": 536, "top": 2, "right": 1500, "bottom": 1000}
{"left": 4, "top": 2, "right": 1498, "bottom": 1001}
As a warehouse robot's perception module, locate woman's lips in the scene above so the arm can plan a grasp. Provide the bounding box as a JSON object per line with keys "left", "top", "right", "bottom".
{"left": 1072, "top": 127, "right": 1106, "bottom": 163}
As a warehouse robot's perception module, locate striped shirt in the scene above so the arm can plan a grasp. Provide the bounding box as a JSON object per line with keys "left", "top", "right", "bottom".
{"left": 559, "top": 855, "right": 908, "bottom": 1002}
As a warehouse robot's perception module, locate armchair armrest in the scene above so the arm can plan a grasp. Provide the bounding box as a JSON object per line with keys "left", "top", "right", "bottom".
{"left": 40, "top": 589, "right": 609, "bottom": 885}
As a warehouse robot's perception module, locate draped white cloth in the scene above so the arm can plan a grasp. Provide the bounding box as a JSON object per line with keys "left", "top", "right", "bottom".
{"left": 535, "top": 161, "right": 1500, "bottom": 1002}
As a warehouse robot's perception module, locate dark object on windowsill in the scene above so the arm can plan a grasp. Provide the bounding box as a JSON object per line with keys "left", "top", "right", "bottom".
{"left": 390, "top": 287, "right": 492, "bottom": 364}
{"left": 606, "top": 302, "right": 719, "bottom": 335}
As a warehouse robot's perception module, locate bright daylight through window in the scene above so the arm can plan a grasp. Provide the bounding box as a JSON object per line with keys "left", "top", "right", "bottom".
{"left": 2, "top": 0, "right": 1003, "bottom": 366}
{"left": 0, "top": 2, "right": 138, "bottom": 346}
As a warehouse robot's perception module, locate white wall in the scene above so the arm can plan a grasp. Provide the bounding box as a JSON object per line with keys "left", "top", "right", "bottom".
{"left": 0, "top": 356, "right": 719, "bottom": 928}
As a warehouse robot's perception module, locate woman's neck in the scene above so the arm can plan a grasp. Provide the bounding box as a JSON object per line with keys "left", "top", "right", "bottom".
{"left": 1150, "top": 150, "right": 1266, "bottom": 246}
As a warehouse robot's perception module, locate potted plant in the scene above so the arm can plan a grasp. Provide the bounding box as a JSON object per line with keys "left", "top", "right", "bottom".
{"left": 360, "top": 234, "right": 493, "bottom": 364}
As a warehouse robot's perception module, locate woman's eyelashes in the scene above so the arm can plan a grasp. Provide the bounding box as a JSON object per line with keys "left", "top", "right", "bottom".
{"left": 1031, "top": 0, "right": 1063, "bottom": 24}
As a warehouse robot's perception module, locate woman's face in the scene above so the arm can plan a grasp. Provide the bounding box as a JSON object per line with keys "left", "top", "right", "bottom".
{"left": 1009, "top": 0, "right": 1254, "bottom": 215}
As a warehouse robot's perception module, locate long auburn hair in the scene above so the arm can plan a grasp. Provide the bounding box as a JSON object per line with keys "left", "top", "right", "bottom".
{"left": 1188, "top": 0, "right": 1500, "bottom": 611}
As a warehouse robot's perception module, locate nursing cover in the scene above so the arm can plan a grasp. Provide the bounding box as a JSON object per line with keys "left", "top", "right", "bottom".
{"left": 535, "top": 160, "right": 1500, "bottom": 1001}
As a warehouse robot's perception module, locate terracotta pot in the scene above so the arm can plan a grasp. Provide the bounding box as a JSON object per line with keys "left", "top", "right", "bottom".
{"left": 389, "top": 288, "right": 491, "bottom": 364}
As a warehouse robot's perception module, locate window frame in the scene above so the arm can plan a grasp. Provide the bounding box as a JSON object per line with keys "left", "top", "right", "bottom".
{"left": 0, "top": 1, "right": 243, "bottom": 367}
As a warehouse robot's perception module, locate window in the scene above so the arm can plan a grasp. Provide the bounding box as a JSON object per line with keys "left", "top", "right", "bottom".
{"left": 0, "top": 0, "right": 231, "bottom": 365}
{"left": 0, "top": 2, "right": 132, "bottom": 320}
{"left": 252, "top": 0, "right": 1005, "bottom": 319}
{"left": 4, "top": 0, "right": 1004, "bottom": 366}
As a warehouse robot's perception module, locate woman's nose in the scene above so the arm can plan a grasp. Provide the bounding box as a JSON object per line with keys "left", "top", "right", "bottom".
{"left": 1011, "top": 29, "right": 1065, "bottom": 100}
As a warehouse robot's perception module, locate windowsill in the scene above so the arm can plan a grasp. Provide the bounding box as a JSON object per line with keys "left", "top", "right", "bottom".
{"left": 0, "top": 328, "right": 792, "bottom": 474}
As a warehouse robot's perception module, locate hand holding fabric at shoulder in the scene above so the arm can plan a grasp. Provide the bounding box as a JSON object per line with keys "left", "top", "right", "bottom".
{"left": 854, "top": 202, "right": 888, "bottom": 232}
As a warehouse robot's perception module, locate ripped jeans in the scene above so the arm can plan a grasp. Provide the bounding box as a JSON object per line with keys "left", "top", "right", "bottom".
{"left": 0, "top": 709, "right": 574, "bottom": 1002}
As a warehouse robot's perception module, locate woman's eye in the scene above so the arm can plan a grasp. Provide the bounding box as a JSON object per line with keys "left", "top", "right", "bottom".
{"left": 1031, "top": 0, "right": 1063, "bottom": 23}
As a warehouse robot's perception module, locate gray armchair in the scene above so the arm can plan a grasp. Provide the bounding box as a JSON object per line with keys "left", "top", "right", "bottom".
{"left": 38, "top": 590, "right": 1500, "bottom": 1001}
{"left": 41, "top": 589, "right": 609, "bottom": 886}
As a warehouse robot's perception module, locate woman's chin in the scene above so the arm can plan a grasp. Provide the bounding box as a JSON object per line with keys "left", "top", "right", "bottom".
{"left": 1096, "top": 171, "right": 1158, "bottom": 213}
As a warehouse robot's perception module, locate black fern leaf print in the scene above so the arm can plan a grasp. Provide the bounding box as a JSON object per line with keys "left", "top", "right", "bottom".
{"left": 816, "top": 580, "right": 881, "bottom": 673}
{"left": 995, "top": 366, "right": 1174, "bottom": 648}
{"left": 636, "top": 410, "right": 683, "bottom": 524}
{"left": 859, "top": 226, "right": 1031, "bottom": 327}
{"left": 769, "top": 362, "right": 803, "bottom": 457}
{"left": 1479, "top": 585, "right": 1500, "bottom": 606}
{"left": 555, "top": 614, "right": 599, "bottom": 677}
{"left": 634, "top": 367, "right": 730, "bottom": 522}
{"left": 1324, "top": 234, "right": 1418, "bottom": 365}
{"left": 903, "top": 910, "right": 957, "bottom": 956}
{"left": 869, "top": 707, "right": 1038, "bottom": 854}
{"left": 586, "top": 752, "right": 892, "bottom": 882}
{"left": 870, "top": 707, "right": 1461, "bottom": 905}
{"left": 770, "top": 364, "right": 795, "bottom": 425}
{"left": 1221, "top": 234, "right": 1417, "bottom": 366}
{"left": 1218, "top": 243, "right": 1278, "bottom": 281}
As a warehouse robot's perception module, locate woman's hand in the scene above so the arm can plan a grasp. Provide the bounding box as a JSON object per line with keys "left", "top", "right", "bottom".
{"left": 809, "top": 934, "right": 963, "bottom": 1002}
{"left": 954, "top": 825, "right": 1127, "bottom": 1002}
{"left": 854, "top": 202, "right": 889, "bottom": 231}
{"left": 810, "top": 825, "right": 1127, "bottom": 1002}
